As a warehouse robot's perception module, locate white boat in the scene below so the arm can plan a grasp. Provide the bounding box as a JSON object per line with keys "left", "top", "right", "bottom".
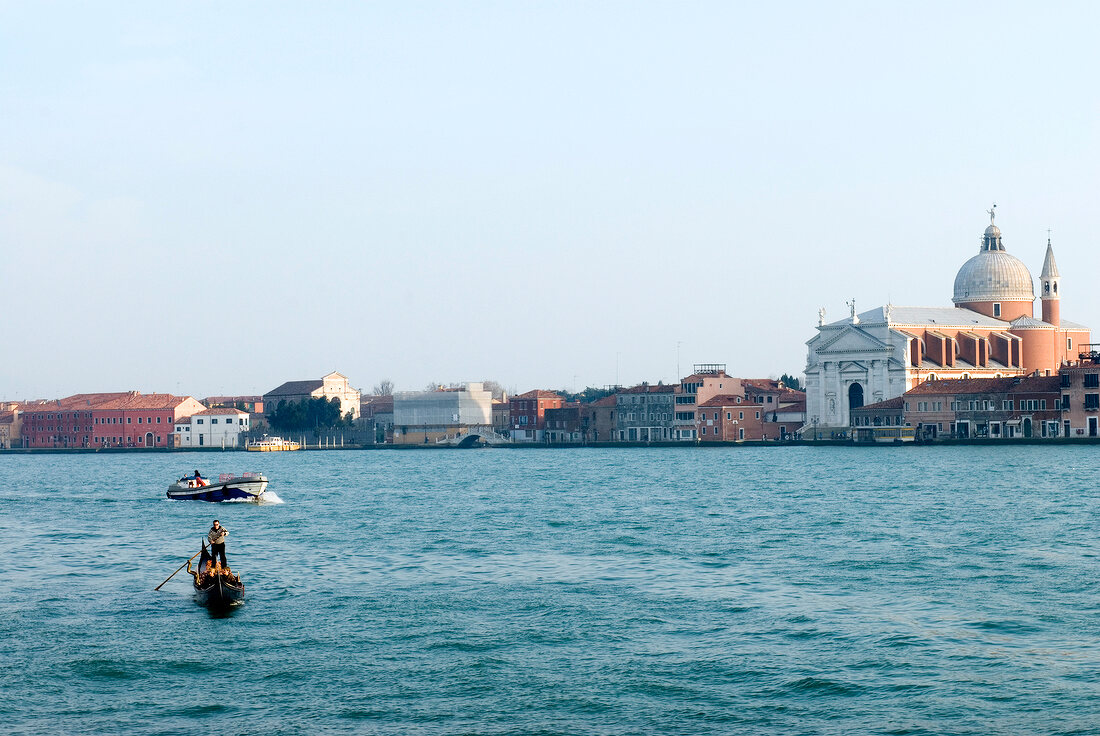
{"left": 246, "top": 435, "right": 301, "bottom": 452}
{"left": 167, "top": 472, "right": 269, "bottom": 502}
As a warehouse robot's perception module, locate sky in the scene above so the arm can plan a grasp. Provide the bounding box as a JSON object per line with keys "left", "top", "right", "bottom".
{"left": 3, "top": 2, "right": 1099, "bottom": 400}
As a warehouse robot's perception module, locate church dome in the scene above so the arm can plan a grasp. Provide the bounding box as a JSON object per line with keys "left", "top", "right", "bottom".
{"left": 952, "top": 219, "right": 1034, "bottom": 304}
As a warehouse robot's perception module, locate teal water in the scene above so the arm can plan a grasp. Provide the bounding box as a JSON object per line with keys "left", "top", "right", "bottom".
{"left": 3, "top": 446, "right": 1100, "bottom": 735}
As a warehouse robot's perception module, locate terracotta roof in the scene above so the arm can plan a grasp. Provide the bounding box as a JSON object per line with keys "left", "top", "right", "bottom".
{"left": 1008, "top": 375, "right": 1061, "bottom": 393}
{"left": 265, "top": 380, "right": 324, "bottom": 397}
{"left": 906, "top": 378, "right": 1014, "bottom": 395}
{"left": 697, "top": 394, "right": 745, "bottom": 408}
{"left": 95, "top": 393, "right": 201, "bottom": 411}
{"left": 362, "top": 396, "right": 394, "bottom": 411}
{"left": 22, "top": 392, "right": 194, "bottom": 414}
{"left": 618, "top": 384, "right": 675, "bottom": 394}
{"left": 680, "top": 372, "right": 730, "bottom": 383}
{"left": 742, "top": 379, "right": 782, "bottom": 392}
{"left": 513, "top": 390, "right": 564, "bottom": 400}
{"left": 852, "top": 396, "right": 905, "bottom": 411}
{"left": 591, "top": 395, "right": 618, "bottom": 407}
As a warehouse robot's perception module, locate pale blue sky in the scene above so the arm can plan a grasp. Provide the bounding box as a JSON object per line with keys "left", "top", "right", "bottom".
{"left": 3, "top": 2, "right": 1099, "bottom": 399}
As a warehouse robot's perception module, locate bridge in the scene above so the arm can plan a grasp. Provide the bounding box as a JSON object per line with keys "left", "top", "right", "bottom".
{"left": 435, "top": 426, "right": 511, "bottom": 447}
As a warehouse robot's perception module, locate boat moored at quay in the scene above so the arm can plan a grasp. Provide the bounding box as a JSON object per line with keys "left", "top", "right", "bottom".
{"left": 246, "top": 435, "right": 301, "bottom": 452}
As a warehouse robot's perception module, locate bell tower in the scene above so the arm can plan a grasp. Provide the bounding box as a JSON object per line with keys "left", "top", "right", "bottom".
{"left": 1040, "top": 234, "right": 1061, "bottom": 327}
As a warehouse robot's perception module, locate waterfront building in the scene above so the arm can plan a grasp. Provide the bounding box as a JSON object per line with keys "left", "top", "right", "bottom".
{"left": 674, "top": 365, "right": 743, "bottom": 441}
{"left": 393, "top": 383, "right": 494, "bottom": 445}
{"left": 615, "top": 384, "right": 675, "bottom": 441}
{"left": 806, "top": 214, "right": 1090, "bottom": 432}
{"left": 584, "top": 395, "right": 617, "bottom": 442}
{"left": 359, "top": 395, "right": 394, "bottom": 444}
{"left": 20, "top": 392, "right": 206, "bottom": 448}
{"left": 509, "top": 390, "right": 564, "bottom": 442}
{"left": 544, "top": 405, "right": 584, "bottom": 443}
{"left": 849, "top": 397, "right": 908, "bottom": 442}
{"left": 695, "top": 394, "right": 762, "bottom": 441}
{"left": 491, "top": 399, "right": 511, "bottom": 437}
{"left": 203, "top": 395, "right": 264, "bottom": 414}
{"left": 764, "top": 389, "right": 807, "bottom": 439}
{"left": 1057, "top": 356, "right": 1100, "bottom": 437}
{"left": 263, "top": 372, "right": 361, "bottom": 421}
{"left": 0, "top": 408, "right": 20, "bottom": 449}
{"left": 900, "top": 376, "right": 1061, "bottom": 440}
{"left": 174, "top": 407, "right": 251, "bottom": 448}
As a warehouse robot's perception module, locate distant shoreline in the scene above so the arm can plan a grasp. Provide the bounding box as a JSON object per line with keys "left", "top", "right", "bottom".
{"left": 5, "top": 437, "right": 1100, "bottom": 454}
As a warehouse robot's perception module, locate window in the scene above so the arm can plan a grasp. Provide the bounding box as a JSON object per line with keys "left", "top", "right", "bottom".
{"left": 212, "top": 418, "right": 218, "bottom": 424}
{"left": 993, "top": 303, "right": 1001, "bottom": 317}
{"left": 1003, "top": 400, "right": 1012, "bottom": 410}
{"left": 738, "top": 411, "right": 744, "bottom": 420}
{"left": 1063, "top": 395, "right": 1070, "bottom": 409}
{"left": 755, "top": 411, "right": 760, "bottom": 419}
{"left": 1086, "top": 374, "right": 1099, "bottom": 388}
{"left": 138, "top": 417, "right": 142, "bottom": 424}
{"left": 197, "top": 419, "right": 204, "bottom": 425}
{"left": 1068, "top": 337, "right": 1073, "bottom": 350}
{"left": 726, "top": 412, "right": 731, "bottom": 420}
{"left": 1086, "top": 394, "right": 1100, "bottom": 410}
{"left": 126, "top": 417, "right": 131, "bottom": 424}
{"left": 156, "top": 417, "right": 161, "bottom": 424}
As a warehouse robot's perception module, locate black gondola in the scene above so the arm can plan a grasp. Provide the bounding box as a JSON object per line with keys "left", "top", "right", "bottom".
{"left": 187, "top": 544, "right": 245, "bottom": 608}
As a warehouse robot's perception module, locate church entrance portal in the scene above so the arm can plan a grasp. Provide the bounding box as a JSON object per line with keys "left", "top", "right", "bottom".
{"left": 848, "top": 383, "right": 864, "bottom": 412}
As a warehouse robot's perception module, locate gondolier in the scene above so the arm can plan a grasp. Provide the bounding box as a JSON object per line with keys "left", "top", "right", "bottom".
{"left": 208, "top": 519, "right": 229, "bottom": 567}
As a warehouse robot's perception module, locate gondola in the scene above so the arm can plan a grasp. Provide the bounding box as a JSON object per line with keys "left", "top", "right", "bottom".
{"left": 187, "top": 544, "right": 245, "bottom": 608}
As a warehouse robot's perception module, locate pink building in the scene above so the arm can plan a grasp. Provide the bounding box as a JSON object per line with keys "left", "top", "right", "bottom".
{"left": 696, "top": 395, "right": 763, "bottom": 441}
{"left": 21, "top": 392, "right": 205, "bottom": 448}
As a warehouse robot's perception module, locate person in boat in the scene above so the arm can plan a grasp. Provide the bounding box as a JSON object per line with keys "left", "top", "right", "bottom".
{"left": 193, "top": 470, "right": 208, "bottom": 487}
{"left": 208, "top": 519, "right": 229, "bottom": 568}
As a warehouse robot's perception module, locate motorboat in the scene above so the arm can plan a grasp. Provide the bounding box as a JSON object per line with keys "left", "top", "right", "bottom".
{"left": 167, "top": 472, "right": 269, "bottom": 502}
{"left": 187, "top": 544, "right": 244, "bottom": 608}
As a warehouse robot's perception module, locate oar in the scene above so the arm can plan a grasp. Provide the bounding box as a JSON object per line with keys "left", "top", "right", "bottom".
{"left": 154, "top": 549, "right": 203, "bottom": 591}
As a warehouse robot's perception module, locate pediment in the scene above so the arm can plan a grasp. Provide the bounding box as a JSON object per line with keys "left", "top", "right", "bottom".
{"left": 839, "top": 361, "right": 869, "bottom": 374}
{"left": 816, "top": 326, "right": 891, "bottom": 355}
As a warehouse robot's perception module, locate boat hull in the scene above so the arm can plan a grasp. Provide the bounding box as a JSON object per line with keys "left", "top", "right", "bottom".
{"left": 194, "top": 576, "right": 245, "bottom": 608}
{"left": 167, "top": 477, "right": 268, "bottom": 502}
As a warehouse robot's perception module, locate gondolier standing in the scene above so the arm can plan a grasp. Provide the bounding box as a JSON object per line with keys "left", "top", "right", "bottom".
{"left": 208, "top": 519, "right": 229, "bottom": 568}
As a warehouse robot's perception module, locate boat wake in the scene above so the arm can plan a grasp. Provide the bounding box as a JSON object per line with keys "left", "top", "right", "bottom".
{"left": 256, "top": 492, "right": 285, "bottom": 505}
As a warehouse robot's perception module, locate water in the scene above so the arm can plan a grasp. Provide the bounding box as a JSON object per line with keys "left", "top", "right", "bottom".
{"left": 3, "top": 446, "right": 1100, "bottom": 735}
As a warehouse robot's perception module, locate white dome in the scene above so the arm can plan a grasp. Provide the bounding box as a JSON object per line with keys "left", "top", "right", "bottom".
{"left": 952, "top": 250, "right": 1034, "bottom": 304}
